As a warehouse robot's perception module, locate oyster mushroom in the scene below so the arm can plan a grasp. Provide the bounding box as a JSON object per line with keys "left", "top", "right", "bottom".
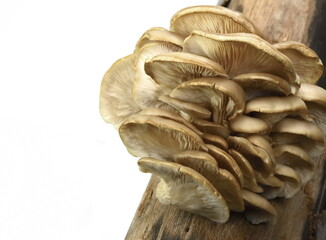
{"left": 99, "top": 54, "right": 140, "bottom": 128}
{"left": 230, "top": 115, "right": 270, "bottom": 135}
{"left": 173, "top": 150, "right": 244, "bottom": 212}
{"left": 138, "top": 157, "right": 230, "bottom": 223}
{"left": 193, "top": 119, "right": 230, "bottom": 138}
{"left": 255, "top": 173, "right": 284, "bottom": 200}
{"left": 202, "top": 134, "right": 229, "bottom": 151}
{"left": 274, "top": 164, "right": 302, "bottom": 198}
{"left": 119, "top": 114, "right": 207, "bottom": 160}
{"left": 170, "top": 5, "right": 262, "bottom": 36}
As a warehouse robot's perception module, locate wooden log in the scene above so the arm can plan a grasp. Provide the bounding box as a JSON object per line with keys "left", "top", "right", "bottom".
{"left": 125, "top": 0, "right": 326, "bottom": 239}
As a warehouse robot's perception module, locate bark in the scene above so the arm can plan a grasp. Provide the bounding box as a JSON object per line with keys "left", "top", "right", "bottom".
{"left": 125, "top": 0, "right": 326, "bottom": 239}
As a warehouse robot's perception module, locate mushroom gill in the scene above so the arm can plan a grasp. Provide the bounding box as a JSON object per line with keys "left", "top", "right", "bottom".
{"left": 100, "top": 5, "right": 325, "bottom": 224}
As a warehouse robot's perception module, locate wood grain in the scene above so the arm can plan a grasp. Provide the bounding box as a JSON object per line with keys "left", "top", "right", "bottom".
{"left": 125, "top": 0, "right": 326, "bottom": 239}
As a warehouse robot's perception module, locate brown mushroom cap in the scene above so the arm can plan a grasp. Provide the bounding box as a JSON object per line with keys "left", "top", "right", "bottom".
{"left": 273, "top": 144, "right": 314, "bottom": 184}
{"left": 119, "top": 114, "right": 207, "bottom": 160}
{"left": 229, "top": 149, "right": 263, "bottom": 193}
{"left": 183, "top": 31, "right": 297, "bottom": 83}
{"left": 230, "top": 115, "right": 270, "bottom": 135}
{"left": 133, "top": 42, "right": 182, "bottom": 110}
{"left": 297, "top": 83, "right": 326, "bottom": 106}
{"left": 202, "top": 134, "right": 229, "bottom": 151}
{"left": 144, "top": 52, "right": 227, "bottom": 89}
{"left": 274, "top": 164, "right": 302, "bottom": 198}
{"left": 274, "top": 41, "right": 324, "bottom": 84}
{"left": 173, "top": 150, "right": 244, "bottom": 212}
{"left": 193, "top": 119, "right": 230, "bottom": 138}
{"left": 170, "top": 77, "right": 245, "bottom": 123}
{"left": 170, "top": 5, "right": 262, "bottom": 36}
{"left": 255, "top": 172, "right": 284, "bottom": 200}
{"left": 247, "top": 135, "right": 275, "bottom": 164}
{"left": 227, "top": 136, "right": 274, "bottom": 177}
{"left": 135, "top": 27, "right": 184, "bottom": 50}
{"left": 138, "top": 157, "right": 230, "bottom": 223}
{"left": 242, "top": 189, "right": 277, "bottom": 224}
{"left": 100, "top": 54, "right": 140, "bottom": 128}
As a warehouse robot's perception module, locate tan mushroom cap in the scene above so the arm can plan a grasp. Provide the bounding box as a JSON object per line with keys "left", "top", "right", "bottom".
{"left": 183, "top": 31, "right": 297, "bottom": 83}
{"left": 135, "top": 27, "right": 185, "bottom": 50}
{"left": 297, "top": 83, "right": 326, "bottom": 107}
{"left": 119, "top": 114, "right": 207, "bottom": 160}
{"left": 273, "top": 144, "right": 314, "bottom": 184}
{"left": 138, "top": 157, "right": 230, "bottom": 223}
{"left": 100, "top": 54, "right": 140, "bottom": 128}
{"left": 170, "top": 77, "right": 245, "bottom": 123}
{"left": 274, "top": 41, "right": 324, "bottom": 84}
{"left": 255, "top": 172, "right": 284, "bottom": 199}
{"left": 170, "top": 5, "right": 262, "bottom": 37}
{"left": 174, "top": 150, "right": 244, "bottom": 212}
{"left": 274, "top": 164, "right": 302, "bottom": 198}
{"left": 133, "top": 42, "right": 182, "bottom": 110}
{"left": 247, "top": 135, "right": 275, "bottom": 165}
{"left": 193, "top": 119, "right": 230, "bottom": 138}
{"left": 202, "top": 134, "right": 229, "bottom": 151}
{"left": 229, "top": 149, "right": 263, "bottom": 193}
{"left": 232, "top": 72, "right": 292, "bottom": 99}
{"left": 230, "top": 115, "right": 270, "bottom": 135}
{"left": 138, "top": 108, "right": 203, "bottom": 136}
{"left": 245, "top": 95, "right": 311, "bottom": 127}
{"left": 242, "top": 189, "right": 277, "bottom": 224}
{"left": 207, "top": 144, "right": 244, "bottom": 187}
{"left": 144, "top": 52, "right": 227, "bottom": 89}
{"left": 159, "top": 95, "right": 212, "bottom": 121}
{"left": 227, "top": 136, "right": 274, "bottom": 177}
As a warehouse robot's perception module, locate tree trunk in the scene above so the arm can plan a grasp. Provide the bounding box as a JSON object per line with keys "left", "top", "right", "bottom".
{"left": 125, "top": 0, "right": 326, "bottom": 239}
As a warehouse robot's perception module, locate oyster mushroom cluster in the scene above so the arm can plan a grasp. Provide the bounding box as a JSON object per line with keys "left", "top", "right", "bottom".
{"left": 100, "top": 6, "right": 326, "bottom": 224}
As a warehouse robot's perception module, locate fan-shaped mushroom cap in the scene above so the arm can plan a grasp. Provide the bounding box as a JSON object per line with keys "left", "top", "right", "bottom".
{"left": 170, "top": 77, "right": 245, "bottom": 123}
{"left": 138, "top": 157, "right": 230, "bottom": 223}
{"left": 133, "top": 42, "right": 181, "bottom": 110}
{"left": 229, "top": 149, "right": 263, "bottom": 193}
{"left": 273, "top": 144, "right": 314, "bottom": 184}
{"left": 119, "top": 114, "right": 207, "bottom": 160}
{"left": 193, "top": 119, "right": 230, "bottom": 138}
{"left": 247, "top": 135, "right": 275, "bottom": 164}
{"left": 174, "top": 150, "right": 244, "bottom": 212}
{"left": 159, "top": 95, "right": 212, "bottom": 121}
{"left": 206, "top": 144, "right": 243, "bottom": 187}
{"left": 232, "top": 72, "right": 292, "bottom": 100}
{"left": 144, "top": 52, "right": 227, "bottom": 89}
{"left": 230, "top": 115, "right": 270, "bottom": 135}
{"left": 255, "top": 172, "right": 284, "bottom": 200}
{"left": 135, "top": 27, "right": 184, "bottom": 50}
{"left": 297, "top": 83, "right": 326, "bottom": 106}
{"left": 183, "top": 31, "right": 297, "bottom": 83}
{"left": 242, "top": 189, "right": 277, "bottom": 224}
{"left": 170, "top": 5, "right": 262, "bottom": 36}
{"left": 245, "top": 95, "right": 311, "bottom": 127}
{"left": 274, "top": 41, "right": 324, "bottom": 84}
{"left": 100, "top": 54, "right": 140, "bottom": 128}
{"left": 274, "top": 164, "right": 302, "bottom": 198}
{"left": 202, "top": 134, "right": 229, "bottom": 151}
{"left": 227, "top": 136, "right": 274, "bottom": 177}
{"left": 139, "top": 108, "right": 203, "bottom": 136}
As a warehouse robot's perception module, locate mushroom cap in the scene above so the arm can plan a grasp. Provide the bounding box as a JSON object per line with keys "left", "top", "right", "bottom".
{"left": 230, "top": 115, "right": 270, "bottom": 135}
{"left": 159, "top": 95, "right": 212, "bottom": 121}
{"left": 232, "top": 72, "right": 292, "bottom": 100}
{"left": 144, "top": 52, "right": 227, "bottom": 89}
{"left": 297, "top": 83, "right": 326, "bottom": 107}
{"left": 170, "top": 77, "right": 245, "bottom": 122}
{"left": 173, "top": 150, "right": 244, "bottom": 212}
{"left": 138, "top": 157, "right": 230, "bottom": 223}
{"left": 183, "top": 31, "right": 297, "bottom": 83}
{"left": 227, "top": 136, "right": 274, "bottom": 177}
{"left": 135, "top": 27, "right": 184, "bottom": 50}
{"left": 242, "top": 189, "right": 277, "bottom": 224}
{"left": 247, "top": 135, "right": 275, "bottom": 165}
{"left": 274, "top": 164, "right": 302, "bottom": 198}
{"left": 273, "top": 144, "right": 314, "bottom": 184}
{"left": 274, "top": 41, "right": 324, "bottom": 84}
{"left": 202, "top": 133, "right": 229, "bottom": 151}
{"left": 229, "top": 149, "right": 263, "bottom": 193}
{"left": 99, "top": 54, "right": 140, "bottom": 128}
{"left": 206, "top": 144, "right": 244, "bottom": 187}
{"left": 119, "top": 114, "right": 207, "bottom": 160}
{"left": 170, "top": 5, "right": 262, "bottom": 36}
{"left": 193, "top": 119, "right": 230, "bottom": 138}
{"left": 133, "top": 42, "right": 182, "bottom": 110}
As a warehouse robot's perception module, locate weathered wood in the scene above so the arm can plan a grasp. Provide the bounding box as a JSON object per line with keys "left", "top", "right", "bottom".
{"left": 125, "top": 0, "right": 326, "bottom": 239}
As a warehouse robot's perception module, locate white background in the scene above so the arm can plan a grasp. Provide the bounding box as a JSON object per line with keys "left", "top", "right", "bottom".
{"left": 0, "top": 0, "right": 219, "bottom": 239}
